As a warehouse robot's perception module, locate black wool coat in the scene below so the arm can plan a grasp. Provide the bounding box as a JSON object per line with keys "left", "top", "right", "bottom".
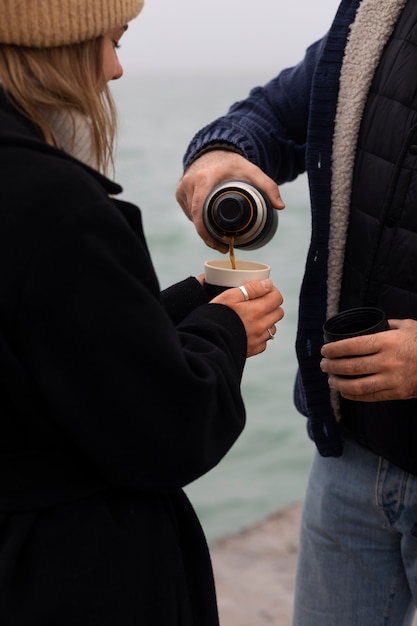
{"left": 0, "top": 92, "right": 248, "bottom": 625}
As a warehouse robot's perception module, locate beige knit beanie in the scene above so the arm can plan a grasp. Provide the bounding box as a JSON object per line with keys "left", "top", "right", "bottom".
{"left": 0, "top": 0, "right": 144, "bottom": 48}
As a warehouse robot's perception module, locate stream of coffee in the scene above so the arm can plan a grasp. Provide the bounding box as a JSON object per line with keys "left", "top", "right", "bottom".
{"left": 228, "top": 236, "right": 236, "bottom": 269}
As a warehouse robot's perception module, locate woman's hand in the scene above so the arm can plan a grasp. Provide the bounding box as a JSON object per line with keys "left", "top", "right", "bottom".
{"left": 176, "top": 151, "right": 285, "bottom": 252}
{"left": 211, "top": 279, "right": 284, "bottom": 357}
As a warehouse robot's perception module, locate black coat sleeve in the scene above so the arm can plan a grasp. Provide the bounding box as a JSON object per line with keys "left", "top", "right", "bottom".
{"left": 161, "top": 277, "right": 210, "bottom": 325}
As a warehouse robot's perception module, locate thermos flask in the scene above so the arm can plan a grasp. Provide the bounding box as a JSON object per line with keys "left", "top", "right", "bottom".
{"left": 202, "top": 180, "right": 278, "bottom": 250}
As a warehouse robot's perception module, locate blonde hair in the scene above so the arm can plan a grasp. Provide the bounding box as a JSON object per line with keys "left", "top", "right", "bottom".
{"left": 0, "top": 38, "right": 117, "bottom": 175}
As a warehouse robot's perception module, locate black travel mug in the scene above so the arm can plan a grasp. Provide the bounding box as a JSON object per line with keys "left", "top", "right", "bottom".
{"left": 323, "top": 307, "right": 389, "bottom": 344}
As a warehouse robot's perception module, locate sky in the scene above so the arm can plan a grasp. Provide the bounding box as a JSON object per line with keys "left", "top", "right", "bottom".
{"left": 120, "top": 0, "right": 341, "bottom": 76}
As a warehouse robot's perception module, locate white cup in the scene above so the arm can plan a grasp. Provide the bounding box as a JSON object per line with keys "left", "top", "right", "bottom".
{"left": 204, "top": 259, "right": 270, "bottom": 288}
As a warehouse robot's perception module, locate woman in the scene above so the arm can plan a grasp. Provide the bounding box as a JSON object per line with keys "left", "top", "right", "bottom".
{"left": 0, "top": 1, "right": 283, "bottom": 624}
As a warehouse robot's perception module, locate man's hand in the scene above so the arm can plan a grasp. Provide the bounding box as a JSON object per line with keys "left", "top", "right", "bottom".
{"left": 176, "top": 151, "right": 284, "bottom": 252}
{"left": 320, "top": 318, "right": 417, "bottom": 401}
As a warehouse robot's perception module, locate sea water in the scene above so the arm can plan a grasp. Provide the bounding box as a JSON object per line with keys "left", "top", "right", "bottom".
{"left": 111, "top": 72, "right": 314, "bottom": 544}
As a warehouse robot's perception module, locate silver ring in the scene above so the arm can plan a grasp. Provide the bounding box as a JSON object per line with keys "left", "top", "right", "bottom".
{"left": 238, "top": 285, "right": 250, "bottom": 301}
{"left": 267, "top": 328, "right": 275, "bottom": 340}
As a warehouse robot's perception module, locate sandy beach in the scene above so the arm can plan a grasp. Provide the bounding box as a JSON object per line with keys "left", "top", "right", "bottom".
{"left": 211, "top": 502, "right": 301, "bottom": 626}
{"left": 211, "top": 501, "right": 417, "bottom": 626}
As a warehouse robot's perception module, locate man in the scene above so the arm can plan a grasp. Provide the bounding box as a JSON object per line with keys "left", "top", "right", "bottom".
{"left": 175, "top": 0, "right": 417, "bottom": 624}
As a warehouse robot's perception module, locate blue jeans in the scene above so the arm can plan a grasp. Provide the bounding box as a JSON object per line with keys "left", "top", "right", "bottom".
{"left": 292, "top": 436, "right": 417, "bottom": 626}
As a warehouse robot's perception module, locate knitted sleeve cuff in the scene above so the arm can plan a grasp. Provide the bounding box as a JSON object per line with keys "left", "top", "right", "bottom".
{"left": 182, "top": 122, "right": 257, "bottom": 171}
{"left": 184, "top": 141, "right": 244, "bottom": 171}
